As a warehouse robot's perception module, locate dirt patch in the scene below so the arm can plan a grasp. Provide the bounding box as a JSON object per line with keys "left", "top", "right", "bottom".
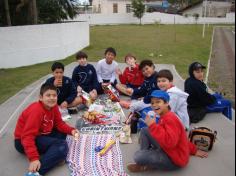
{"left": 208, "top": 27, "right": 235, "bottom": 108}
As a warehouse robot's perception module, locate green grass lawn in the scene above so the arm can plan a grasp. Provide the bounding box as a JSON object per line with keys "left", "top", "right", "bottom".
{"left": 0, "top": 24, "right": 213, "bottom": 105}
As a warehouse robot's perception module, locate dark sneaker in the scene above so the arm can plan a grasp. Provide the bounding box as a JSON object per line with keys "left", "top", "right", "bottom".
{"left": 127, "top": 163, "right": 153, "bottom": 172}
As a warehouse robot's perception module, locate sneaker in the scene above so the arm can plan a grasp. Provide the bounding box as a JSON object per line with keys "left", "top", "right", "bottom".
{"left": 127, "top": 163, "right": 152, "bottom": 173}
{"left": 25, "top": 172, "right": 41, "bottom": 176}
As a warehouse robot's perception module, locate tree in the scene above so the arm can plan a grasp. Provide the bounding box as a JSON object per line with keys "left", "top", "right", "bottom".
{"left": 132, "top": 0, "right": 145, "bottom": 25}
{"left": 4, "top": 0, "right": 11, "bottom": 26}
{"left": 193, "top": 13, "right": 199, "bottom": 24}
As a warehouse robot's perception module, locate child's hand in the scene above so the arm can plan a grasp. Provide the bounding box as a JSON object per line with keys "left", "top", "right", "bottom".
{"left": 195, "top": 149, "right": 208, "bottom": 158}
{"left": 115, "top": 68, "right": 122, "bottom": 75}
{"left": 54, "top": 78, "right": 62, "bottom": 87}
{"left": 145, "top": 114, "right": 156, "bottom": 127}
{"left": 126, "top": 88, "right": 134, "bottom": 95}
{"left": 29, "top": 160, "right": 41, "bottom": 173}
{"left": 60, "top": 101, "right": 68, "bottom": 109}
{"left": 72, "top": 129, "right": 80, "bottom": 140}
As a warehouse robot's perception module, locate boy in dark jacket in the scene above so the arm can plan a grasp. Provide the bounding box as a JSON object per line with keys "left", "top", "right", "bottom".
{"left": 45, "top": 62, "right": 82, "bottom": 109}
{"left": 127, "top": 90, "right": 208, "bottom": 173}
{"left": 185, "top": 62, "right": 232, "bottom": 123}
{"left": 14, "top": 84, "right": 79, "bottom": 175}
{"left": 72, "top": 51, "right": 99, "bottom": 100}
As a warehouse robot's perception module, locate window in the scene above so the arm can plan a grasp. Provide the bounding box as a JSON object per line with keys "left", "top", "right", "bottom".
{"left": 113, "top": 3, "right": 118, "bottom": 13}
{"left": 126, "top": 4, "right": 132, "bottom": 13}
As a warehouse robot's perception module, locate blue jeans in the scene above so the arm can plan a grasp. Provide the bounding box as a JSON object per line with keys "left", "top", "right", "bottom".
{"left": 134, "top": 128, "right": 180, "bottom": 171}
{"left": 15, "top": 130, "right": 68, "bottom": 175}
{"left": 207, "top": 93, "right": 232, "bottom": 120}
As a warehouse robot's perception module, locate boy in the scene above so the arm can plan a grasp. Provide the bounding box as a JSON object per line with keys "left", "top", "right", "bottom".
{"left": 96, "top": 47, "right": 118, "bottom": 94}
{"left": 157, "top": 69, "right": 190, "bottom": 130}
{"left": 127, "top": 90, "right": 208, "bottom": 172}
{"left": 45, "top": 62, "right": 82, "bottom": 109}
{"left": 185, "top": 62, "right": 232, "bottom": 123}
{"left": 14, "top": 84, "right": 79, "bottom": 175}
{"left": 116, "top": 54, "right": 144, "bottom": 96}
{"left": 121, "top": 60, "right": 159, "bottom": 123}
{"left": 72, "top": 51, "right": 99, "bottom": 100}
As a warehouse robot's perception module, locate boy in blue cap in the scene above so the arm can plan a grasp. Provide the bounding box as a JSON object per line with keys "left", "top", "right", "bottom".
{"left": 127, "top": 90, "right": 208, "bottom": 172}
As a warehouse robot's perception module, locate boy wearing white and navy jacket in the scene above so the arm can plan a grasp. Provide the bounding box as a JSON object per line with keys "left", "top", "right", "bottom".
{"left": 157, "top": 69, "right": 190, "bottom": 130}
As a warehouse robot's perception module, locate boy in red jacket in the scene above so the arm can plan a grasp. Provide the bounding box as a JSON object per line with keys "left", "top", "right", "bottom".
{"left": 14, "top": 84, "right": 79, "bottom": 175}
{"left": 116, "top": 54, "right": 144, "bottom": 96}
{"left": 127, "top": 90, "right": 208, "bottom": 172}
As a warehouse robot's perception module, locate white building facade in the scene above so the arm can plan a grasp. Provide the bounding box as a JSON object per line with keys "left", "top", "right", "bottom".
{"left": 92, "top": 0, "right": 134, "bottom": 14}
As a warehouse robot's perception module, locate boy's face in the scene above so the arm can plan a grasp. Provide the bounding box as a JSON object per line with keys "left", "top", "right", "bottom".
{"left": 142, "top": 65, "right": 155, "bottom": 78}
{"left": 53, "top": 68, "right": 64, "bottom": 80}
{"left": 157, "top": 77, "right": 173, "bottom": 91}
{"left": 193, "top": 68, "right": 204, "bottom": 81}
{"left": 39, "top": 89, "right": 57, "bottom": 109}
{"left": 126, "top": 57, "right": 136, "bottom": 68}
{"left": 151, "top": 97, "right": 169, "bottom": 116}
{"left": 105, "top": 52, "right": 116, "bottom": 64}
{"left": 78, "top": 57, "right": 87, "bottom": 66}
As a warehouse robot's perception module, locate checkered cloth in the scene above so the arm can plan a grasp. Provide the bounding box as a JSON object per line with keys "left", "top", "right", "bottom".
{"left": 66, "top": 134, "right": 128, "bottom": 176}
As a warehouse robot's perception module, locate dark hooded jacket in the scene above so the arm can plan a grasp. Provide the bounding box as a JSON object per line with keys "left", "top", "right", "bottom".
{"left": 184, "top": 62, "right": 216, "bottom": 108}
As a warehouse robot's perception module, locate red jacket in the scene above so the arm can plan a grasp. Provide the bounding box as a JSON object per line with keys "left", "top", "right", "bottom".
{"left": 149, "top": 111, "right": 197, "bottom": 167}
{"left": 14, "top": 101, "right": 74, "bottom": 161}
{"left": 119, "top": 64, "right": 144, "bottom": 87}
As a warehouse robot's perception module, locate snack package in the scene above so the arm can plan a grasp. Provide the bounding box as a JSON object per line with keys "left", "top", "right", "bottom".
{"left": 102, "top": 84, "right": 120, "bottom": 102}
{"left": 83, "top": 111, "right": 107, "bottom": 124}
{"left": 81, "top": 90, "right": 93, "bottom": 107}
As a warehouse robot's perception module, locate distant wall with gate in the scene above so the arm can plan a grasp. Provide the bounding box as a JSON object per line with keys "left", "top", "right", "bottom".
{"left": 0, "top": 22, "right": 89, "bottom": 68}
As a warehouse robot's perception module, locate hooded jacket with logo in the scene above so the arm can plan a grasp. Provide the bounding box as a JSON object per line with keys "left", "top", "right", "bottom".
{"left": 167, "top": 86, "right": 190, "bottom": 129}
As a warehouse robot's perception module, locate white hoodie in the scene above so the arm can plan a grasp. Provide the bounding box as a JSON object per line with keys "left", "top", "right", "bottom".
{"left": 167, "top": 86, "right": 190, "bottom": 130}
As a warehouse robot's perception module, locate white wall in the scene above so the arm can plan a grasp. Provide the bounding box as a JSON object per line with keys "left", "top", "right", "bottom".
{"left": 75, "top": 12, "right": 235, "bottom": 25}
{"left": 0, "top": 22, "right": 89, "bottom": 69}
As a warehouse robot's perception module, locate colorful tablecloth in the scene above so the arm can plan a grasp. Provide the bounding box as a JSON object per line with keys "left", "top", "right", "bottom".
{"left": 66, "top": 134, "right": 128, "bottom": 176}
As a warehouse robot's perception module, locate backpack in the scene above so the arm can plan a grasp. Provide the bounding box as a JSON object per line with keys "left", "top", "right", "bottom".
{"left": 189, "top": 127, "right": 217, "bottom": 151}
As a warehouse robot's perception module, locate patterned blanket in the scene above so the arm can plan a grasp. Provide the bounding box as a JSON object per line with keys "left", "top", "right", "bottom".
{"left": 66, "top": 134, "right": 128, "bottom": 176}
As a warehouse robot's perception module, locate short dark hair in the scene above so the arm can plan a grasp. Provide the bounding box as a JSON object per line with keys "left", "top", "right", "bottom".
{"left": 139, "top": 60, "right": 155, "bottom": 70}
{"left": 76, "top": 51, "right": 88, "bottom": 60}
{"left": 40, "top": 83, "right": 57, "bottom": 96}
{"left": 158, "top": 69, "right": 174, "bottom": 82}
{"left": 51, "top": 62, "right": 64, "bottom": 72}
{"left": 105, "top": 47, "right": 116, "bottom": 56}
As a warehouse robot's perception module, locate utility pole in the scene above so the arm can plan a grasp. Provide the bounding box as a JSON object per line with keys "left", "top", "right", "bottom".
{"left": 202, "top": 0, "right": 208, "bottom": 38}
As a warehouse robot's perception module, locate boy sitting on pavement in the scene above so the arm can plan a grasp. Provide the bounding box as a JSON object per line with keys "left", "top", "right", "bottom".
{"left": 116, "top": 54, "right": 144, "bottom": 96}
{"left": 156, "top": 69, "right": 190, "bottom": 130}
{"left": 96, "top": 47, "right": 119, "bottom": 94}
{"left": 185, "top": 62, "right": 232, "bottom": 123}
{"left": 120, "top": 60, "right": 159, "bottom": 123}
{"left": 127, "top": 90, "right": 208, "bottom": 173}
{"left": 45, "top": 62, "right": 82, "bottom": 110}
{"left": 72, "top": 51, "right": 99, "bottom": 100}
{"left": 14, "top": 84, "right": 79, "bottom": 176}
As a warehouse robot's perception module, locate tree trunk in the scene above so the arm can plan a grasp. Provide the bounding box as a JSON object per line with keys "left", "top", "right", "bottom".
{"left": 28, "top": 0, "right": 38, "bottom": 24}
{"left": 32, "top": 0, "right": 38, "bottom": 24}
{"left": 4, "top": 0, "right": 11, "bottom": 26}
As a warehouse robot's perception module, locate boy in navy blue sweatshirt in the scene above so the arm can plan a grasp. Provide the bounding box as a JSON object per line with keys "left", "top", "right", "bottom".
{"left": 185, "top": 62, "right": 232, "bottom": 123}
{"left": 121, "top": 60, "right": 159, "bottom": 124}
{"left": 72, "top": 51, "right": 99, "bottom": 100}
{"left": 45, "top": 62, "right": 82, "bottom": 109}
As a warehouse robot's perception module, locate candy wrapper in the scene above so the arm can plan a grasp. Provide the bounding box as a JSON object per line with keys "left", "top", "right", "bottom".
{"left": 102, "top": 84, "right": 120, "bottom": 102}
{"left": 81, "top": 90, "right": 93, "bottom": 107}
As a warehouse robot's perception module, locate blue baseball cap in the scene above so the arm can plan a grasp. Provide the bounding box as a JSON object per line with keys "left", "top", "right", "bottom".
{"left": 144, "top": 90, "right": 170, "bottom": 104}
